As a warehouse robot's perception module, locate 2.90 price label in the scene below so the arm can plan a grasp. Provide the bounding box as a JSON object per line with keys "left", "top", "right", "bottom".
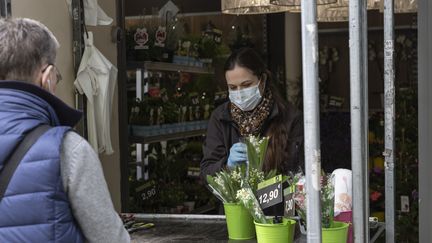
{"left": 256, "top": 175, "right": 283, "bottom": 209}
{"left": 135, "top": 180, "right": 157, "bottom": 201}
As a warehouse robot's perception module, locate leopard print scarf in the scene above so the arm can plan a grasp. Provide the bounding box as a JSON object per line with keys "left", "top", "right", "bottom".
{"left": 230, "top": 88, "right": 274, "bottom": 136}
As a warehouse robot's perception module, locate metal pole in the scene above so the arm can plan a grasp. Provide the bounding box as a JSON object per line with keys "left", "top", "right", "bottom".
{"left": 0, "top": 0, "right": 5, "bottom": 18}
{"left": 301, "top": 0, "right": 322, "bottom": 242}
{"left": 349, "top": 0, "right": 370, "bottom": 242}
{"left": 72, "top": 0, "right": 86, "bottom": 137}
{"left": 383, "top": 0, "right": 395, "bottom": 242}
{"left": 0, "top": 0, "right": 10, "bottom": 18}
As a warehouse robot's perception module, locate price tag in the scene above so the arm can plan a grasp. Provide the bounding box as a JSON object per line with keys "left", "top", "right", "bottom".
{"left": 284, "top": 186, "right": 295, "bottom": 217}
{"left": 187, "top": 167, "right": 200, "bottom": 177}
{"left": 135, "top": 180, "right": 157, "bottom": 201}
{"left": 257, "top": 175, "right": 283, "bottom": 209}
{"left": 401, "top": 195, "right": 410, "bottom": 213}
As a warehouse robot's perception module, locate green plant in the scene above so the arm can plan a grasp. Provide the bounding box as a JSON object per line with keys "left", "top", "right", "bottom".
{"left": 244, "top": 136, "right": 270, "bottom": 171}
{"left": 207, "top": 169, "right": 242, "bottom": 203}
{"left": 236, "top": 185, "right": 267, "bottom": 224}
{"left": 293, "top": 172, "right": 335, "bottom": 228}
{"left": 206, "top": 135, "right": 275, "bottom": 203}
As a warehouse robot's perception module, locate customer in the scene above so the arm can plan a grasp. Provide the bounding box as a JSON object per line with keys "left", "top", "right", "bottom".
{"left": 201, "top": 48, "right": 304, "bottom": 178}
{"left": 0, "top": 18, "right": 130, "bottom": 243}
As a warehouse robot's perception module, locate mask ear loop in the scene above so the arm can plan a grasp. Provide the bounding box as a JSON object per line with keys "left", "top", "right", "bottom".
{"left": 47, "top": 79, "right": 52, "bottom": 92}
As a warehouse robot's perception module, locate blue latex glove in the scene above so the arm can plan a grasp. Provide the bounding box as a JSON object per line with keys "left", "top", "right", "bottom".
{"left": 227, "top": 142, "right": 247, "bottom": 168}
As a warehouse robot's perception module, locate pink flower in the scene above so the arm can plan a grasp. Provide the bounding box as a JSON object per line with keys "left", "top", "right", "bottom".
{"left": 370, "top": 191, "right": 382, "bottom": 201}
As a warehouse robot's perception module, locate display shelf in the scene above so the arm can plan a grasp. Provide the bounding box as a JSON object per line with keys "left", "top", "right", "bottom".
{"left": 127, "top": 61, "right": 215, "bottom": 74}
{"left": 129, "top": 120, "right": 208, "bottom": 144}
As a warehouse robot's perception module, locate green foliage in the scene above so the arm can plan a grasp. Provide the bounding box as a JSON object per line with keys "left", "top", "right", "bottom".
{"left": 206, "top": 170, "right": 240, "bottom": 203}
{"left": 244, "top": 136, "right": 270, "bottom": 171}
{"left": 293, "top": 172, "right": 335, "bottom": 228}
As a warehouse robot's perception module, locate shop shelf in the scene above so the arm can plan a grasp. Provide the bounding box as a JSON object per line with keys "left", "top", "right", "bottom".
{"left": 129, "top": 120, "right": 208, "bottom": 144}
{"left": 127, "top": 61, "right": 215, "bottom": 74}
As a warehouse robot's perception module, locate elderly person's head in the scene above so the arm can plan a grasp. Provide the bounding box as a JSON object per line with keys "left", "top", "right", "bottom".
{"left": 0, "top": 18, "right": 61, "bottom": 93}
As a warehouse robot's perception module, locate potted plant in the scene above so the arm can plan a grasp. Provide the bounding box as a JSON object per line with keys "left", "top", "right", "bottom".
{"left": 206, "top": 167, "right": 258, "bottom": 240}
{"left": 293, "top": 172, "right": 349, "bottom": 243}
{"left": 206, "top": 136, "right": 276, "bottom": 240}
{"left": 236, "top": 184, "right": 296, "bottom": 243}
{"left": 207, "top": 136, "right": 296, "bottom": 242}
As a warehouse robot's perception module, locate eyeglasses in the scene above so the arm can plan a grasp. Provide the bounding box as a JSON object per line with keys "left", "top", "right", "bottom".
{"left": 42, "top": 64, "right": 62, "bottom": 84}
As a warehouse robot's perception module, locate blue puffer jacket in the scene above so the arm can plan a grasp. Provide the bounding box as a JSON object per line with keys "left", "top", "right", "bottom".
{"left": 0, "top": 81, "right": 84, "bottom": 243}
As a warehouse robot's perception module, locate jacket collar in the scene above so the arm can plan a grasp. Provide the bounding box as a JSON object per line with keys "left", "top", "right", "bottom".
{"left": 0, "top": 80, "right": 82, "bottom": 127}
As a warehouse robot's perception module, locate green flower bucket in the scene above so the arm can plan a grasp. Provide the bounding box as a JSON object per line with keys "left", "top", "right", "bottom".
{"left": 322, "top": 221, "right": 350, "bottom": 243}
{"left": 254, "top": 218, "right": 296, "bottom": 243}
{"left": 224, "top": 203, "right": 255, "bottom": 240}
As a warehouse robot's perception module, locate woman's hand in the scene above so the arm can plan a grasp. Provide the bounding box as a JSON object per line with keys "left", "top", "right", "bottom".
{"left": 227, "top": 142, "right": 247, "bottom": 168}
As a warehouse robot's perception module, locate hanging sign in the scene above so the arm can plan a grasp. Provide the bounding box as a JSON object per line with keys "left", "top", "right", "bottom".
{"left": 134, "top": 28, "right": 149, "bottom": 50}
{"left": 154, "top": 26, "right": 167, "bottom": 47}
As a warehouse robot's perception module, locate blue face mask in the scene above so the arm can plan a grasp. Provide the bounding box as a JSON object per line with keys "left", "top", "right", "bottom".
{"left": 228, "top": 82, "right": 262, "bottom": 111}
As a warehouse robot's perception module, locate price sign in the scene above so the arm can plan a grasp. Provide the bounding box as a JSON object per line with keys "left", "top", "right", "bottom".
{"left": 256, "top": 175, "right": 283, "bottom": 209}
{"left": 135, "top": 180, "right": 157, "bottom": 201}
{"left": 284, "top": 186, "right": 295, "bottom": 217}
{"left": 187, "top": 167, "right": 200, "bottom": 178}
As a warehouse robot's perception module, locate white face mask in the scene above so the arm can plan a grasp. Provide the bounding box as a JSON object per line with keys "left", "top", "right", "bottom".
{"left": 228, "top": 82, "right": 262, "bottom": 111}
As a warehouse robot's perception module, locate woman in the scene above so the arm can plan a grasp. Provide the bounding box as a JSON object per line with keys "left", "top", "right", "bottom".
{"left": 200, "top": 48, "right": 304, "bottom": 178}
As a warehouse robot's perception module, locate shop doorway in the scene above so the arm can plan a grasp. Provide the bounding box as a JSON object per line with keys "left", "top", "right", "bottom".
{"left": 117, "top": 0, "right": 287, "bottom": 215}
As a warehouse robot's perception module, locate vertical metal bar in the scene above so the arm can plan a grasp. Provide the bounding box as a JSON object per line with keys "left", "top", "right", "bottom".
{"left": 262, "top": 15, "right": 268, "bottom": 57}
{"left": 72, "top": 0, "right": 86, "bottom": 136}
{"left": 301, "top": 0, "right": 322, "bottom": 242}
{"left": 383, "top": 0, "right": 395, "bottom": 242}
{"left": 349, "top": 0, "right": 369, "bottom": 242}
{"left": 0, "top": 0, "right": 5, "bottom": 17}
{"left": 418, "top": 0, "right": 432, "bottom": 241}
{"left": 144, "top": 144, "right": 149, "bottom": 180}
{"left": 0, "top": 0, "right": 11, "bottom": 18}
{"left": 136, "top": 69, "right": 143, "bottom": 180}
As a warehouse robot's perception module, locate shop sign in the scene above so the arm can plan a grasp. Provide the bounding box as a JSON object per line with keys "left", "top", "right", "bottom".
{"left": 154, "top": 26, "right": 167, "bottom": 47}
{"left": 134, "top": 28, "right": 149, "bottom": 50}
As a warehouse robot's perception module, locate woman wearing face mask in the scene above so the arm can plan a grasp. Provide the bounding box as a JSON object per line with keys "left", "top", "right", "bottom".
{"left": 201, "top": 48, "right": 304, "bottom": 180}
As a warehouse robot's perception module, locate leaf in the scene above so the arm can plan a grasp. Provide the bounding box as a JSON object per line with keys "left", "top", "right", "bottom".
{"left": 265, "top": 169, "right": 277, "bottom": 180}
{"left": 221, "top": 171, "right": 237, "bottom": 202}
{"left": 206, "top": 175, "right": 228, "bottom": 203}
{"left": 258, "top": 138, "right": 269, "bottom": 168}
{"left": 206, "top": 175, "right": 219, "bottom": 190}
{"left": 245, "top": 138, "right": 259, "bottom": 169}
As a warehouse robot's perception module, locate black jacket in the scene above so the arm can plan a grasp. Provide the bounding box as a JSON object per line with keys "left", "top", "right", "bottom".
{"left": 200, "top": 100, "right": 304, "bottom": 179}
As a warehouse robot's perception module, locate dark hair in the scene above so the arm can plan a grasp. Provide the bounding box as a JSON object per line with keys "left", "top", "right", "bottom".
{"left": 224, "top": 48, "right": 292, "bottom": 173}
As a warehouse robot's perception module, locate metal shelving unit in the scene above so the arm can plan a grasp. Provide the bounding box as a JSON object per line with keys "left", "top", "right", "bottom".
{"left": 129, "top": 61, "right": 213, "bottom": 180}
{"left": 127, "top": 61, "right": 215, "bottom": 74}
{"left": 129, "top": 120, "right": 208, "bottom": 144}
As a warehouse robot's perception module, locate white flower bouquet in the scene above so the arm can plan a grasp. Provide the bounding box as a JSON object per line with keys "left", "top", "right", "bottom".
{"left": 206, "top": 166, "right": 265, "bottom": 203}
{"left": 293, "top": 172, "right": 335, "bottom": 228}
{"left": 206, "top": 135, "right": 276, "bottom": 224}
{"left": 244, "top": 136, "right": 269, "bottom": 171}
{"left": 236, "top": 185, "right": 267, "bottom": 224}
{"left": 206, "top": 135, "right": 276, "bottom": 202}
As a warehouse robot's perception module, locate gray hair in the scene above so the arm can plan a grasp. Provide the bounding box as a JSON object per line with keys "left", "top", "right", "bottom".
{"left": 0, "top": 18, "right": 59, "bottom": 82}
